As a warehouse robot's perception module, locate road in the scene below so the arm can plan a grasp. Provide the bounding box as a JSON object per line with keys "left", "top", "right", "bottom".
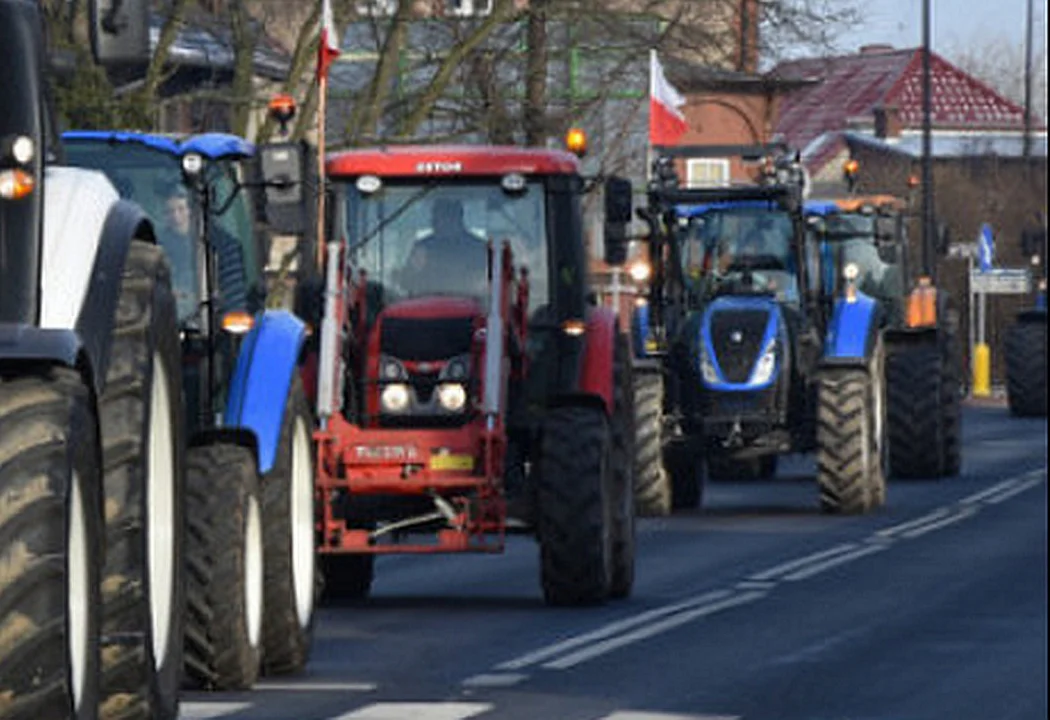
{"left": 181, "top": 405, "right": 1047, "bottom": 720}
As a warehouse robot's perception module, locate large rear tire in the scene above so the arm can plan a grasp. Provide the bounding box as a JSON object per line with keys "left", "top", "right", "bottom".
{"left": 632, "top": 367, "right": 671, "bottom": 517}
{"left": 886, "top": 342, "right": 954, "bottom": 478}
{"left": 98, "top": 241, "right": 185, "bottom": 720}
{"left": 609, "top": 334, "right": 636, "bottom": 600}
{"left": 536, "top": 406, "right": 613, "bottom": 606}
{"left": 260, "top": 376, "right": 317, "bottom": 677}
{"left": 1005, "top": 319, "right": 1047, "bottom": 417}
{"left": 183, "top": 444, "right": 264, "bottom": 691}
{"left": 0, "top": 370, "right": 103, "bottom": 720}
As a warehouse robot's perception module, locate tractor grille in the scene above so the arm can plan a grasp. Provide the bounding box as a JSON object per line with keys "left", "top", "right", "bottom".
{"left": 709, "top": 309, "right": 769, "bottom": 383}
{"left": 379, "top": 316, "right": 474, "bottom": 362}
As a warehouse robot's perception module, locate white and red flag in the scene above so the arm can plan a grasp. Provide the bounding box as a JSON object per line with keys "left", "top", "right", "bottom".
{"left": 649, "top": 50, "right": 688, "bottom": 145}
{"left": 317, "top": 0, "right": 342, "bottom": 81}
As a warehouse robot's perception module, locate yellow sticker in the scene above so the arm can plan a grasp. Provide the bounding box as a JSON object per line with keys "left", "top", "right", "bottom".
{"left": 429, "top": 454, "right": 474, "bottom": 471}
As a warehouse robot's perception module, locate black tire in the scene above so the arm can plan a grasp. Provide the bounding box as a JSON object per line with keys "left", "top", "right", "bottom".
{"left": 1005, "top": 320, "right": 1047, "bottom": 417}
{"left": 706, "top": 455, "right": 778, "bottom": 482}
{"left": 97, "top": 241, "right": 185, "bottom": 720}
{"left": 886, "top": 343, "right": 949, "bottom": 478}
{"left": 609, "top": 334, "right": 636, "bottom": 600}
{"left": 260, "top": 375, "right": 317, "bottom": 676}
{"left": 0, "top": 370, "right": 103, "bottom": 720}
{"left": 319, "top": 555, "right": 375, "bottom": 603}
{"left": 183, "top": 444, "right": 264, "bottom": 691}
{"left": 536, "top": 406, "right": 613, "bottom": 606}
{"left": 632, "top": 367, "right": 671, "bottom": 517}
{"left": 938, "top": 331, "right": 963, "bottom": 476}
{"left": 816, "top": 340, "right": 886, "bottom": 514}
{"left": 665, "top": 441, "right": 704, "bottom": 510}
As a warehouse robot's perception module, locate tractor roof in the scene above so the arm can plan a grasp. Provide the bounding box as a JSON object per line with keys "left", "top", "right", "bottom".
{"left": 674, "top": 199, "right": 786, "bottom": 217}
{"left": 326, "top": 145, "right": 580, "bottom": 178}
{"left": 805, "top": 195, "right": 905, "bottom": 215}
{"left": 62, "top": 130, "right": 256, "bottom": 160}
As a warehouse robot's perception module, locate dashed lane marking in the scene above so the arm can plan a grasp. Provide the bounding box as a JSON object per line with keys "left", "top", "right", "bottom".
{"left": 253, "top": 681, "right": 379, "bottom": 692}
{"left": 983, "top": 475, "right": 1046, "bottom": 505}
{"left": 899, "top": 505, "right": 980, "bottom": 539}
{"left": 748, "top": 543, "right": 858, "bottom": 581}
{"left": 781, "top": 543, "right": 889, "bottom": 581}
{"left": 178, "top": 702, "right": 252, "bottom": 719}
{"left": 460, "top": 672, "right": 530, "bottom": 688}
{"left": 331, "top": 702, "right": 494, "bottom": 720}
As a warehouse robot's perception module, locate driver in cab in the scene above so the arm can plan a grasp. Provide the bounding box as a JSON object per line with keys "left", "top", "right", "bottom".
{"left": 399, "top": 198, "right": 490, "bottom": 296}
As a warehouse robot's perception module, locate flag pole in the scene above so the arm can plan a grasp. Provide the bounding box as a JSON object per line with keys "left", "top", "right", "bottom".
{"left": 316, "top": 70, "right": 328, "bottom": 274}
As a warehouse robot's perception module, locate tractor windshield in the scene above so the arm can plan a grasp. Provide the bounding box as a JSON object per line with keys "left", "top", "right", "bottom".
{"left": 684, "top": 208, "right": 800, "bottom": 304}
{"left": 815, "top": 212, "right": 905, "bottom": 305}
{"left": 62, "top": 141, "right": 203, "bottom": 322}
{"left": 340, "top": 178, "right": 548, "bottom": 312}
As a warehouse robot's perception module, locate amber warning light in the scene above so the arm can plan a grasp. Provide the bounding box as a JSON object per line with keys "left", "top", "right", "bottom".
{"left": 268, "top": 94, "right": 298, "bottom": 135}
{"left": 565, "top": 128, "right": 588, "bottom": 157}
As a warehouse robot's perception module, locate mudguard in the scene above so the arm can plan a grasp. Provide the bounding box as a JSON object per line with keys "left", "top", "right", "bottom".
{"left": 700, "top": 296, "right": 784, "bottom": 391}
{"left": 577, "top": 305, "right": 618, "bottom": 415}
{"left": 823, "top": 292, "right": 880, "bottom": 365}
{"left": 223, "top": 309, "right": 308, "bottom": 474}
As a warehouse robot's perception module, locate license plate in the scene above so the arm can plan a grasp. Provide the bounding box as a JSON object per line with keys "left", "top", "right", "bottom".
{"left": 429, "top": 454, "right": 474, "bottom": 471}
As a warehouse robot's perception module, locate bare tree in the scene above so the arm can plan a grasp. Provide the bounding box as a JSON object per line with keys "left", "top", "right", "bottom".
{"left": 944, "top": 31, "right": 1048, "bottom": 121}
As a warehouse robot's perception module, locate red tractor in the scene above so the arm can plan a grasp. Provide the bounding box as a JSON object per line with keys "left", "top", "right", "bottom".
{"left": 266, "top": 133, "right": 638, "bottom": 606}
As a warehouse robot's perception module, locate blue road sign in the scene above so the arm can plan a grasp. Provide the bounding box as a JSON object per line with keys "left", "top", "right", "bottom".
{"left": 978, "top": 223, "right": 995, "bottom": 272}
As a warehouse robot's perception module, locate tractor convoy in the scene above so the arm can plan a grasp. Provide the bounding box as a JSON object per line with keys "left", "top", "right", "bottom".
{"left": 1, "top": 1, "right": 998, "bottom": 716}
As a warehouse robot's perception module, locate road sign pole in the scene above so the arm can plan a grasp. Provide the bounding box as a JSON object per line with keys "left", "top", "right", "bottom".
{"left": 968, "top": 253, "right": 975, "bottom": 395}
{"left": 974, "top": 287, "right": 991, "bottom": 397}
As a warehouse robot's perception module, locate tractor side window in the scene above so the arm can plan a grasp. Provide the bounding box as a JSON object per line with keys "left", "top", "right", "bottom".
{"left": 208, "top": 163, "right": 263, "bottom": 313}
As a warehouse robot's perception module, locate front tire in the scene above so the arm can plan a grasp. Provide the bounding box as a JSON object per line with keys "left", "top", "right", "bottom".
{"left": 1005, "top": 319, "right": 1047, "bottom": 417}
{"left": 632, "top": 367, "right": 671, "bottom": 517}
{"left": 98, "top": 241, "right": 185, "bottom": 720}
{"left": 0, "top": 370, "right": 103, "bottom": 720}
{"left": 609, "top": 334, "right": 636, "bottom": 600}
{"left": 260, "top": 376, "right": 317, "bottom": 676}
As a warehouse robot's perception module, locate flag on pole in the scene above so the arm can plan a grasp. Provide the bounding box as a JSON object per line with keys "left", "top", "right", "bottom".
{"left": 317, "top": 0, "right": 341, "bottom": 81}
{"left": 649, "top": 50, "right": 688, "bottom": 146}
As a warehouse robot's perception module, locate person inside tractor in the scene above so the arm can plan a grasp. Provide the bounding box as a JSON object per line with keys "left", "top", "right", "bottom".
{"left": 159, "top": 184, "right": 203, "bottom": 319}
{"left": 397, "top": 197, "right": 490, "bottom": 297}
{"left": 704, "top": 210, "right": 800, "bottom": 303}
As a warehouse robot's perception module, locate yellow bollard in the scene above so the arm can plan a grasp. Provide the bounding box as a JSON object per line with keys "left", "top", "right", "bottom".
{"left": 972, "top": 343, "right": 991, "bottom": 397}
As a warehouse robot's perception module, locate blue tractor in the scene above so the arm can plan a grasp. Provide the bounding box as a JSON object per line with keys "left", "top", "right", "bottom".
{"left": 1005, "top": 219, "right": 1047, "bottom": 417}
{"left": 61, "top": 131, "right": 317, "bottom": 691}
{"left": 632, "top": 144, "right": 888, "bottom": 514}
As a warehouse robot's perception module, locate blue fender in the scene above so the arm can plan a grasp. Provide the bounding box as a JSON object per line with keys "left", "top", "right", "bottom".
{"left": 823, "top": 292, "right": 879, "bottom": 363}
{"left": 699, "top": 296, "right": 784, "bottom": 392}
{"left": 631, "top": 302, "right": 651, "bottom": 358}
{"left": 224, "top": 309, "right": 307, "bottom": 474}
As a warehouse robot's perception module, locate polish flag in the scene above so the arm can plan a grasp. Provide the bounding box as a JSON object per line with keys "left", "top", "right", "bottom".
{"left": 649, "top": 50, "right": 688, "bottom": 146}
{"left": 317, "top": 0, "right": 341, "bottom": 81}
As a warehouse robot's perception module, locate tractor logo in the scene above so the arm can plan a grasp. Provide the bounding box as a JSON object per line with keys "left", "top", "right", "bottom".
{"left": 730, "top": 330, "right": 744, "bottom": 344}
{"left": 417, "top": 161, "right": 463, "bottom": 173}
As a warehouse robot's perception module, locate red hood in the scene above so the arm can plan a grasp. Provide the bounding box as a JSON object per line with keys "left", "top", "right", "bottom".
{"left": 380, "top": 296, "right": 483, "bottom": 320}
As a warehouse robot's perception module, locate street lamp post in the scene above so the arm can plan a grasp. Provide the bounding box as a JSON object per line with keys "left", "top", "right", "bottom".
{"left": 921, "top": 0, "right": 935, "bottom": 283}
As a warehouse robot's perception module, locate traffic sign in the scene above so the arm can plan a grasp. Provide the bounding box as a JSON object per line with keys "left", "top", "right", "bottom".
{"left": 947, "top": 242, "right": 977, "bottom": 259}
{"left": 969, "top": 267, "right": 1032, "bottom": 294}
{"left": 977, "top": 223, "right": 995, "bottom": 272}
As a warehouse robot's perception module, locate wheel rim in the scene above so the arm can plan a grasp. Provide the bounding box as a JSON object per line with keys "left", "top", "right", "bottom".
{"left": 290, "top": 416, "right": 316, "bottom": 628}
{"left": 68, "top": 473, "right": 89, "bottom": 713}
{"left": 147, "top": 353, "right": 176, "bottom": 670}
{"left": 245, "top": 494, "right": 264, "bottom": 649}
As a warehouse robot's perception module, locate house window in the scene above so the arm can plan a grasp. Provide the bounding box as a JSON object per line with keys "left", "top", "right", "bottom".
{"left": 445, "top": 0, "right": 493, "bottom": 16}
{"left": 356, "top": 0, "right": 398, "bottom": 16}
{"left": 686, "top": 158, "right": 730, "bottom": 188}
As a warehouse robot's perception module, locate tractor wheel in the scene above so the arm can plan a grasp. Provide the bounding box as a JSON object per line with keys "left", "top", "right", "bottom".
{"left": 260, "top": 375, "right": 317, "bottom": 677}
{"left": 816, "top": 340, "right": 886, "bottom": 514}
{"left": 319, "top": 555, "right": 375, "bottom": 603}
{"left": 0, "top": 370, "right": 103, "bottom": 720}
{"left": 609, "top": 334, "right": 636, "bottom": 600}
{"left": 183, "top": 444, "right": 264, "bottom": 691}
{"left": 536, "top": 406, "right": 613, "bottom": 606}
{"left": 938, "top": 331, "right": 963, "bottom": 476}
{"left": 707, "top": 455, "right": 778, "bottom": 482}
{"left": 886, "top": 344, "right": 945, "bottom": 478}
{"left": 632, "top": 367, "right": 670, "bottom": 517}
{"left": 1005, "top": 320, "right": 1047, "bottom": 417}
{"left": 98, "top": 241, "right": 185, "bottom": 720}
{"left": 665, "top": 441, "right": 705, "bottom": 510}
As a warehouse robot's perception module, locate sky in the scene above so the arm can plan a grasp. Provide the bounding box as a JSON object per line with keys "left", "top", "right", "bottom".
{"left": 830, "top": 0, "right": 1046, "bottom": 55}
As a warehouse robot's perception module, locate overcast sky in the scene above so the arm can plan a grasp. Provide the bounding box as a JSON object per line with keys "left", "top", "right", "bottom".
{"left": 830, "top": 0, "right": 1046, "bottom": 55}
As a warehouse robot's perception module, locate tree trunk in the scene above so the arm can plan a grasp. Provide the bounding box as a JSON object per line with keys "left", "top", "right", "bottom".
{"left": 524, "top": 0, "right": 549, "bottom": 147}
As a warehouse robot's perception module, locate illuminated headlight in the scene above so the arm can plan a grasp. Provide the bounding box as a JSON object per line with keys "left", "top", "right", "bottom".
{"left": 380, "top": 383, "right": 410, "bottom": 412}
{"left": 11, "top": 136, "right": 34, "bottom": 165}
{"left": 181, "top": 152, "right": 204, "bottom": 176}
{"left": 436, "top": 383, "right": 467, "bottom": 412}
{"left": 699, "top": 345, "right": 719, "bottom": 384}
{"left": 750, "top": 338, "right": 778, "bottom": 386}
{"left": 380, "top": 356, "right": 407, "bottom": 380}
{"left": 843, "top": 262, "right": 860, "bottom": 282}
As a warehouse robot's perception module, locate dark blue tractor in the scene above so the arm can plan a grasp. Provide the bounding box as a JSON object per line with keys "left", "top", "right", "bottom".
{"left": 632, "top": 145, "right": 890, "bottom": 515}
{"left": 1005, "top": 221, "right": 1047, "bottom": 417}
{"left": 62, "top": 131, "right": 317, "bottom": 691}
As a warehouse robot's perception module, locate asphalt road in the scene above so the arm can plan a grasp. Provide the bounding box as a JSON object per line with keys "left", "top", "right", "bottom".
{"left": 181, "top": 405, "right": 1047, "bottom": 720}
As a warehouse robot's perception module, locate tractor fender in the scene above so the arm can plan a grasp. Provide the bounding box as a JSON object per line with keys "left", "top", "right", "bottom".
{"left": 223, "top": 309, "right": 308, "bottom": 474}
{"left": 822, "top": 292, "right": 881, "bottom": 368}
{"left": 630, "top": 302, "right": 651, "bottom": 358}
{"left": 575, "top": 305, "right": 618, "bottom": 416}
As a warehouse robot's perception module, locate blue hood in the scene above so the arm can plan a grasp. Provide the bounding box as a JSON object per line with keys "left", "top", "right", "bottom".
{"left": 700, "top": 295, "right": 785, "bottom": 391}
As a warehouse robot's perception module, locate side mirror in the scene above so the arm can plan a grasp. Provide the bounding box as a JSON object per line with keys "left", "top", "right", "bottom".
{"left": 257, "top": 141, "right": 314, "bottom": 236}
{"left": 89, "top": 0, "right": 150, "bottom": 67}
{"left": 603, "top": 175, "right": 633, "bottom": 266}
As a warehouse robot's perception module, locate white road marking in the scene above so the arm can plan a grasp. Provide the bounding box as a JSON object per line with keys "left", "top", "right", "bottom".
{"left": 899, "top": 506, "right": 980, "bottom": 538}
{"left": 958, "top": 478, "right": 1023, "bottom": 505}
{"left": 735, "top": 579, "right": 776, "bottom": 591}
{"left": 600, "top": 713, "right": 741, "bottom": 720}
{"left": 178, "top": 702, "right": 252, "bottom": 719}
{"left": 461, "top": 673, "right": 529, "bottom": 688}
{"left": 876, "top": 507, "right": 953, "bottom": 538}
{"left": 748, "top": 543, "right": 858, "bottom": 581}
{"left": 332, "top": 703, "right": 493, "bottom": 720}
{"left": 254, "top": 681, "right": 378, "bottom": 692}
{"left": 542, "top": 591, "right": 767, "bottom": 670}
{"left": 782, "top": 543, "right": 889, "bottom": 581}
{"left": 983, "top": 476, "right": 1046, "bottom": 505}
{"left": 495, "top": 589, "right": 735, "bottom": 671}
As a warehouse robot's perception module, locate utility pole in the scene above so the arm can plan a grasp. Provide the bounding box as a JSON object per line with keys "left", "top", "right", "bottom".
{"left": 1023, "top": 0, "right": 1034, "bottom": 164}
{"left": 921, "top": 0, "right": 935, "bottom": 281}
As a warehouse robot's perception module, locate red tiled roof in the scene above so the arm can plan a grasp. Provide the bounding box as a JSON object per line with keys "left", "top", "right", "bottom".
{"left": 771, "top": 48, "right": 1032, "bottom": 159}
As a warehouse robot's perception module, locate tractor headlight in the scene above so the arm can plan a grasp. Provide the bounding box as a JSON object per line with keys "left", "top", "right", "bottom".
{"left": 441, "top": 355, "right": 470, "bottom": 381}
{"left": 379, "top": 356, "right": 407, "bottom": 381}
{"left": 436, "top": 383, "right": 467, "bottom": 412}
{"left": 699, "top": 344, "right": 719, "bottom": 384}
{"left": 380, "top": 383, "right": 410, "bottom": 412}
{"left": 750, "top": 338, "right": 778, "bottom": 386}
